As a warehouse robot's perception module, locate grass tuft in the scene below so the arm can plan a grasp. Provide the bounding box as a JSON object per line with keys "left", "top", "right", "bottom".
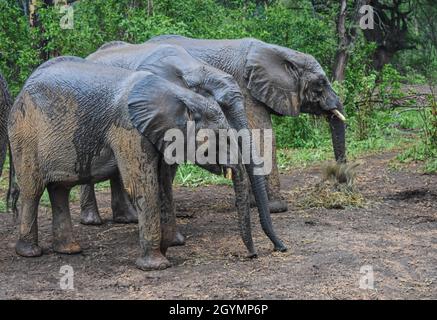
{"left": 288, "top": 162, "right": 366, "bottom": 210}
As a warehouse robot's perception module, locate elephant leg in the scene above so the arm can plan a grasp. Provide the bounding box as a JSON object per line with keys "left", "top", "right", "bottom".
{"left": 14, "top": 156, "right": 44, "bottom": 257}
{"left": 48, "top": 184, "right": 82, "bottom": 254}
{"left": 111, "top": 129, "right": 171, "bottom": 271}
{"left": 15, "top": 195, "right": 43, "bottom": 257}
{"left": 80, "top": 184, "right": 103, "bottom": 225}
{"left": 110, "top": 173, "right": 138, "bottom": 224}
{"left": 159, "top": 161, "right": 184, "bottom": 248}
{"left": 264, "top": 129, "right": 288, "bottom": 213}
{"left": 246, "top": 97, "right": 288, "bottom": 213}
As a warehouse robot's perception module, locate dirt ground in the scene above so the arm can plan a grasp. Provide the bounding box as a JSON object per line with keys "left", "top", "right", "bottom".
{"left": 0, "top": 151, "right": 435, "bottom": 300}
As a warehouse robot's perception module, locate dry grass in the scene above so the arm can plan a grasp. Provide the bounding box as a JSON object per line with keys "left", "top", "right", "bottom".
{"left": 288, "top": 162, "right": 366, "bottom": 209}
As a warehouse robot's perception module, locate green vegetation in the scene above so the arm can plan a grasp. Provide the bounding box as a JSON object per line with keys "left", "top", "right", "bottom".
{"left": 0, "top": 0, "right": 435, "bottom": 200}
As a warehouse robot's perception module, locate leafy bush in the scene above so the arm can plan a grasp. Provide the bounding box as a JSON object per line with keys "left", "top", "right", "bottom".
{"left": 0, "top": 0, "right": 433, "bottom": 182}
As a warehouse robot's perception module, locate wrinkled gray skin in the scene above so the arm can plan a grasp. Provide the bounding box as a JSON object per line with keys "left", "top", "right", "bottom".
{"left": 148, "top": 36, "right": 347, "bottom": 213}
{"left": 83, "top": 42, "right": 286, "bottom": 252}
{"left": 0, "top": 72, "right": 12, "bottom": 177}
{"left": 6, "top": 57, "right": 261, "bottom": 271}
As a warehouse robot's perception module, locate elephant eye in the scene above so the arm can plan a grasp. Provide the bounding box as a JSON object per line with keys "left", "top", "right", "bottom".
{"left": 193, "top": 112, "right": 202, "bottom": 122}
{"left": 314, "top": 88, "right": 323, "bottom": 96}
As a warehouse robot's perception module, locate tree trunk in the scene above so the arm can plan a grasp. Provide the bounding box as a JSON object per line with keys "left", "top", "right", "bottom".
{"left": 332, "top": 0, "right": 370, "bottom": 81}
{"left": 29, "top": 0, "right": 37, "bottom": 27}
{"left": 373, "top": 47, "right": 394, "bottom": 71}
{"left": 148, "top": 0, "right": 154, "bottom": 16}
{"left": 332, "top": 0, "right": 348, "bottom": 82}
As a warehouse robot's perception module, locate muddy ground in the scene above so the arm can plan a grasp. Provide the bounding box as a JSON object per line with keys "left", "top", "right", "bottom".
{"left": 0, "top": 151, "right": 435, "bottom": 299}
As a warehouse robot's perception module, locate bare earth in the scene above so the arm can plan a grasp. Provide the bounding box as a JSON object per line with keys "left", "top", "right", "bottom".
{"left": 0, "top": 151, "right": 436, "bottom": 299}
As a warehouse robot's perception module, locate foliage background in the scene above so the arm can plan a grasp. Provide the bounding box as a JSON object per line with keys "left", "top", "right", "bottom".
{"left": 0, "top": 0, "right": 435, "bottom": 182}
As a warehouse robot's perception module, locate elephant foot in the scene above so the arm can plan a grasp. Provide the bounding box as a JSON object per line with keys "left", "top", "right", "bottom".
{"left": 249, "top": 195, "right": 257, "bottom": 208}
{"left": 136, "top": 250, "right": 171, "bottom": 271}
{"left": 16, "top": 239, "right": 43, "bottom": 257}
{"left": 113, "top": 209, "right": 138, "bottom": 224}
{"left": 274, "top": 243, "right": 288, "bottom": 252}
{"left": 269, "top": 199, "right": 288, "bottom": 213}
{"left": 80, "top": 209, "right": 103, "bottom": 225}
{"left": 53, "top": 241, "right": 82, "bottom": 254}
{"left": 170, "top": 231, "right": 186, "bottom": 247}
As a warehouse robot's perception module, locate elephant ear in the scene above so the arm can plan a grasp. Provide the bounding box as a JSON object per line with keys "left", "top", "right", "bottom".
{"left": 244, "top": 42, "right": 302, "bottom": 116}
{"left": 127, "top": 75, "right": 190, "bottom": 153}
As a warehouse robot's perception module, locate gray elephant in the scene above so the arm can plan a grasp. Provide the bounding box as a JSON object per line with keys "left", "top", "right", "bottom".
{"left": 80, "top": 42, "right": 284, "bottom": 250}
{"left": 0, "top": 72, "right": 12, "bottom": 177}
{"left": 148, "top": 36, "right": 347, "bottom": 213}
{"left": 6, "top": 56, "right": 285, "bottom": 270}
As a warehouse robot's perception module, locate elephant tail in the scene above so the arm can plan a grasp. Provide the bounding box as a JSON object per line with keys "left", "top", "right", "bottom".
{"left": 6, "top": 150, "right": 19, "bottom": 221}
{"left": 0, "top": 73, "right": 12, "bottom": 177}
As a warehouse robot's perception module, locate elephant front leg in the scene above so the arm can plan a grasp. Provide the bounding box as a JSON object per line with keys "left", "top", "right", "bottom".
{"left": 125, "top": 167, "right": 170, "bottom": 271}
{"left": 111, "top": 130, "right": 171, "bottom": 271}
{"left": 247, "top": 100, "right": 288, "bottom": 213}
{"left": 159, "top": 161, "right": 185, "bottom": 248}
{"left": 80, "top": 184, "right": 103, "bottom": 225}
{"left": 264, "top": 130, "right": 288, "bottom": 213}
{"left": 110, "top": 174, "right": 138, "bottom": 224}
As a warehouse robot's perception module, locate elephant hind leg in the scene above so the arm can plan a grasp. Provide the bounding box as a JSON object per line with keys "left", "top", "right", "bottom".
{"left": 13, "top": 152, "right": 45, "bottom": 257}
{"left": 110, "top": 174, "right": 138, "bottom": 224}
{"left": 80, "top": 184, "right": 103, "bottom": 225}
{"left": 48, "top": 184, "right": 81, "bottom": 254}
{"left": 15, "top": 195, "right": 43, "bottom": 257}
{"left": 80, "top": 176, "right": 138, "bottom": 225}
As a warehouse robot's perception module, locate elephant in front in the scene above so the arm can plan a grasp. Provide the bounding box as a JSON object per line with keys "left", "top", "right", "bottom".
{"left": 148, "top": 36, "right": 347, "bottom": 213}
{"left": 80, "top": 42, "right": 285, "bottom": 250}
{"left": 6, "top": 57, "right": 284, "bottom": 270}
{"left": 0, "top": 72, "right": 12, "bottom": 177}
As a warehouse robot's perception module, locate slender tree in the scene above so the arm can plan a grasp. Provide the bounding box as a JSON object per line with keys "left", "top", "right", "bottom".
{"left": 332, "top": 0, "right": 369, "bottom": 82}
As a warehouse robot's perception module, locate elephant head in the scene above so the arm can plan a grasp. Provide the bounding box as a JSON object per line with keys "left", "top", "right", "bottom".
{"left": 89, "top": 42, "right": 287, "bottom": 253}
{"left": 244, "top": 41, "right": 346, "bottom": 163}
{"left": 148, "top": 36, "right": 346, "bottom": 164}
{"left": 127, "top": 72, "right": 281, "bottom": 256}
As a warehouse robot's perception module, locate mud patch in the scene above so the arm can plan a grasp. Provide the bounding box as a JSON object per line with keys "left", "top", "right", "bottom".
{"left": 385, "top": 188, "right": 437, "bottom": 203}
{"left": 0, "top": 151, "right": 436, "bottom": 299}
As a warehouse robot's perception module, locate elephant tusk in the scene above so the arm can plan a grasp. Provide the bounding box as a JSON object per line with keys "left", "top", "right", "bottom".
{"left": 331, "top": 109, "right": 346, "bottom": 122}
{"left": 225, "top": 168, "right": 233, "bottom": 180}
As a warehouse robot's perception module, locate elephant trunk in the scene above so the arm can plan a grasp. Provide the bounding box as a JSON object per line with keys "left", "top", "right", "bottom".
{"left": 248, "top": 172, "right": 287, "bottom": 252}
{"left": 231, "top": 163, "right": 257, "bottom": 257}
{"left": 328, "top": 105, "right": 346, "bottom": 163}
{"left": 227, "top": 106, "right": 287, "bottom": 252}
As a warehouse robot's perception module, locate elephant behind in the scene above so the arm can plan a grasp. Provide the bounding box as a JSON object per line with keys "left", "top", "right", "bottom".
{"left": 148, "top": 36, "right": 347, "bottom": 213}
{"left": 0, "top": 72, "right": 12, "bottom": 177}
{"left": 6, "top": 56, "right": 263, "bottom": 270}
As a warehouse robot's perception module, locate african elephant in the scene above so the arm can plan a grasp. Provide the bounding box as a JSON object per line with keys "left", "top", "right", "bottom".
{"left": 80, "top": 42, "right": 285, "bottom": 250}
{"left": 6, "top": 56, "right": 285, "bottom": 270}
{"left": 0, "top": 72, "right": 12, "bottom": 177}
{"left": 148, "top": 36, "right": 347, "bottom": 213}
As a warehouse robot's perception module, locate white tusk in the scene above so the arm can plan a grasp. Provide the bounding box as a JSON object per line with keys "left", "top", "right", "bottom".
{"left": 331, "top": 109, "right": 346, "bottom": 122}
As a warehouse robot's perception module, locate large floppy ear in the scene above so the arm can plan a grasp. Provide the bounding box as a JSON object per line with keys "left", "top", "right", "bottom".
{"left": 127, "top": 75, "right": 190, "bottom": 153}
{"left": 244, "top": 42, "right": 302, "bottom": 116}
